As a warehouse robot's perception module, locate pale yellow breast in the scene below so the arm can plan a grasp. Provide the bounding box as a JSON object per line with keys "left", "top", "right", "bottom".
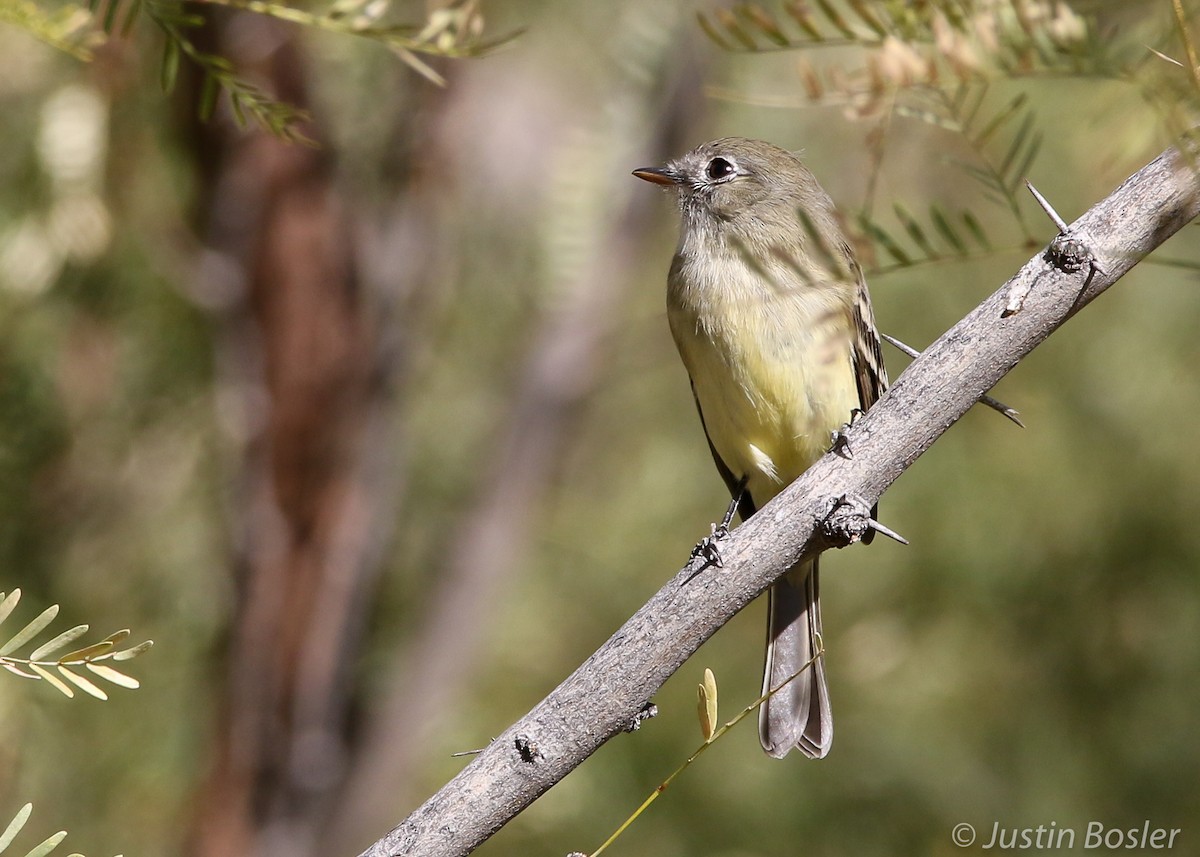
{"left": 668, "top": 244, "right": 859, "bottom": 506}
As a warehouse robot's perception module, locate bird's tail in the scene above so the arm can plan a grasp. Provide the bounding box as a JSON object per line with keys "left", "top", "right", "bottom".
{"left": 758, "top": 558, "right": 832, "bottom": 759}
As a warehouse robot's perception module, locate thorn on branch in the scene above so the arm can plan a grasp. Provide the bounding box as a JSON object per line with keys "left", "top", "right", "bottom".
{"left": 624, "top": 701, "right": 659, "bottom": 733}
{"left": 820, "top": 494, "right": 873, "bottom": 547}
{"left": 450, "top": 744, "right": 487, "bottom": 758}
{"left": 880, "top": 332, "right": 919, "bottom": 359}
{"left": 514, "top": 734, "right": 543, "bottom": 763}
{"left": 881, "top": 333, "right": 1023, "bottom": 427}
{"left": 822, "top": 495, "right": 909, "bottom": 548}
{"left": 866, "top": 516, "right": 910, "bottom": 545}
{"left": 1044, "top": 232, "right": 1093, "bottom": 275}
{"left": 980, "top": 394, "right": 1025, "bottom": 428}
{"left": 1006, "top": 181, "right": 1104, "bottom": 316}
{"left": 1026, "top": 179, "right": 1070, "bottom": 232}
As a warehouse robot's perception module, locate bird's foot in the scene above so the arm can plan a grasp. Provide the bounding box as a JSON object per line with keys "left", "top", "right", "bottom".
{"left": 690, "top": 520, "right": 731, "bottom": 569}
{"left": 830, "top": 408, "right": 865, "bottom": 459}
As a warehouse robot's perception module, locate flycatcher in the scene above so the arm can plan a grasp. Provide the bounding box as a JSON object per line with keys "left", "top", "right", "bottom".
{"left": 634, "top": 137, "right": 888, "bottom": 759}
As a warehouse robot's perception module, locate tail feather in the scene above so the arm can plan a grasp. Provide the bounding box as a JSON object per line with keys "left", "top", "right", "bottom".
{"left": 758, "top": 559, "right": 832, "bottom": 759}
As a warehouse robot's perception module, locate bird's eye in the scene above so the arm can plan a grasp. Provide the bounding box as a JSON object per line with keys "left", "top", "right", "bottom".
{"left": 706, "top": 157, "right": 735, "bottom": 180}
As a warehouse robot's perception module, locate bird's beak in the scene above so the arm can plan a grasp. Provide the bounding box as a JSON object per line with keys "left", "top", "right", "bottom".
{"left": 632, "top": 166, "right": 681, "bottom": 186}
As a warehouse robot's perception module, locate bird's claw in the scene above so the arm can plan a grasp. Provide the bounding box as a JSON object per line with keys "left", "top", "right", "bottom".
{"left": 830, "top": 408, "right": 865, "bottom": 459}
{"left": 690, "top": 521, "right": 731, "bottom": 569}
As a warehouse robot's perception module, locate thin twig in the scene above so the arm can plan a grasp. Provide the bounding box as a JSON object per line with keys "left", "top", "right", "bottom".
{"left": 881, "top": 333, "right": 1024, "bottom": 427}
{"left": 1171, "top": 0, "right": 1200, "bottom": 93}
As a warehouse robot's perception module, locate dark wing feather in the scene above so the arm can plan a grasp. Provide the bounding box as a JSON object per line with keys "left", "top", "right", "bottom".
{"left": 691, "top": 379, "right": 758, "bottom": 520}
{"left": 843, "top": 248, "right": 888, "bottom": 542}
{"left": 844, "top": 248, "right": 889, "bottom": 410}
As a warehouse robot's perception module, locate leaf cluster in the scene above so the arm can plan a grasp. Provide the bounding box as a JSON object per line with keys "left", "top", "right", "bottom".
{"left": 857, "top": 200, "right": 991, "bottom": 272}
{"left": 699, "top": 0, "right": 1102, "bottom": 75}
{"left": 0, "top": 589, "right": 152, "bottom": 701}
{"left": 0, "top": 0, "right": 99, "bottom": 59}
{"left": 697, "top": 1, "right": 1200, "bottom": 273}
{"left": 0, "top": 590, "right": 150, "bottom": 853}
{"left": 7, "top": 0, "right": 520, "bottom": 141}
{"left": 0, "top": 803, "right": 121, "bottom": 857}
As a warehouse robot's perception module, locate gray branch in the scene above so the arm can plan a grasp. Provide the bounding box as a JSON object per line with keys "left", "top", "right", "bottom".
{"left": 358, "top": 140, "right": 1200, "bottom": 857}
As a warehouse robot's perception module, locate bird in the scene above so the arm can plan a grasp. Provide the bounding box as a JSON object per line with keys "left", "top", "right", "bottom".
{"left": 634, "top": 137, "right": 888, "bottom": 758}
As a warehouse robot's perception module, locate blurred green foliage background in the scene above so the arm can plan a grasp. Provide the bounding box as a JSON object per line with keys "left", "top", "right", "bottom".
{"left": 1, "top": 1, "right": 1198, "bottom": 856}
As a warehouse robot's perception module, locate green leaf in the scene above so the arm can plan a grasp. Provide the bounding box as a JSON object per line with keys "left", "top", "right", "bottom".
{"left": 894, "top": 203, "right": 939, "bottom": 260}
{"left": 715, "top": 7, "right": 757, "bottom": 49}
{"left": 960, "top": 84, "right": 989, "bottom": 134}
{"left": 785, "top": 0, "right": 824, "bottom": 41}
{"left": 980, "top": 189, "right": 1010, "bottom": 209}
{"left": 0, "top": 803, "right": 32, "bottom": 853}
{"left": 2, "top": 663, "right": 40, "bottom": 679}
{"left": 860, "top": 218, "right": 911, "bottom": 266}
{"left": 29, "top": 663, "right": 74, "bottom": 698}
{"left": 57, "top": 666, "right": 108, "bottom": 700}
{"left": 0, "top": 590, "right": 20, "bottom": 627}
{"left": 392, "top": 45, "right": 447, "bottom": 86}
{"left": 28, "top": 625, "right": 88, "bottom": 661}
{"left": 202, "top": 52, "right": 235, "bottom": 74}
{"left": 111, "top": 640, "right": 153, "bottom": 661}
{"left": 120, "top": 0, "right": 142, "bottom": 35}
{"left": 0, "top": 605, "right": 59, "bottom": 657}
{"left": 696, "top": 13, "right": 732, "bottom": 50}
{"left": 697, "top": 668, "right": 718, "bottom": 742}
{"left": 454, "top": 26, "right": 525, "bottom": 55}
{"left": 740, "top": 3, "right": 789, "bottom": 47}
{"left": 102, "top": 0, "right": 120, "bottom": 33}
{"left": 1010, "top": 130, "right": 1043, "bottom": 191}
{"left": 57, "top": 640, "right": 115, "bottom": 664}
{"left": 999, "top": 112, "right": 1035, "bottom": 178}
{"left": 814, "top": 0, "right": 854, "bottom": 38}
{"left": 962, "top": 210, "right": 991, "bottom": 250}
{"left": 198, "top": 72, "right": 220, "bottom": 121}
{"left": 22, "top": 830, "right": 66, "bottom": 857}
{"left": 0, "top": 0, "right": 94, "bottom": 59}
{"left": 230, "top": 90, "right": 248, "bottom": 127}
{"left": 845, "top": 0, "right": 887, "bottom": 38}
{"left": 86, "top": 663, "right": 140, "bottom": 689}
{"left": 930, "top": 205, "right": 967, "bottom": 255}
{"left": 971, "top": 93, "right": 1027, "bottom": 147}
{"left": 939, "top": 0, "right": 967, "bottom": 30}
{"left": 161, "top": 37, "right": 180, "bottom": 93}
{"left": 951, "top": 160, "right": 1005, "bottom": 193}
{"left": 795, "top": 207, "right": 842, "bottom": 280}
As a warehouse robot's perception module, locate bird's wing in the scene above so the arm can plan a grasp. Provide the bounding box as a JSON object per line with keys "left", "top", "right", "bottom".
{"left": 845, "top": 250, "right": 889, "bottom": 411}
{"left": 843, "top": 250, "right": 888, "bottom": 543}
{"left": 691, "top": 378, "right": 758, "bottom": 519}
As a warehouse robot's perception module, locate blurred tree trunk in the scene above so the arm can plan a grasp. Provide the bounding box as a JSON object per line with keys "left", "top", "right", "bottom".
{"left": 181, "top": 18, "right": 401, "bottom": 857}
{"left": 175, "top": 8, "right": 703, "bottom": 855}
{"left": 326, "top": 18, "right": 708, "bottom": 852}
